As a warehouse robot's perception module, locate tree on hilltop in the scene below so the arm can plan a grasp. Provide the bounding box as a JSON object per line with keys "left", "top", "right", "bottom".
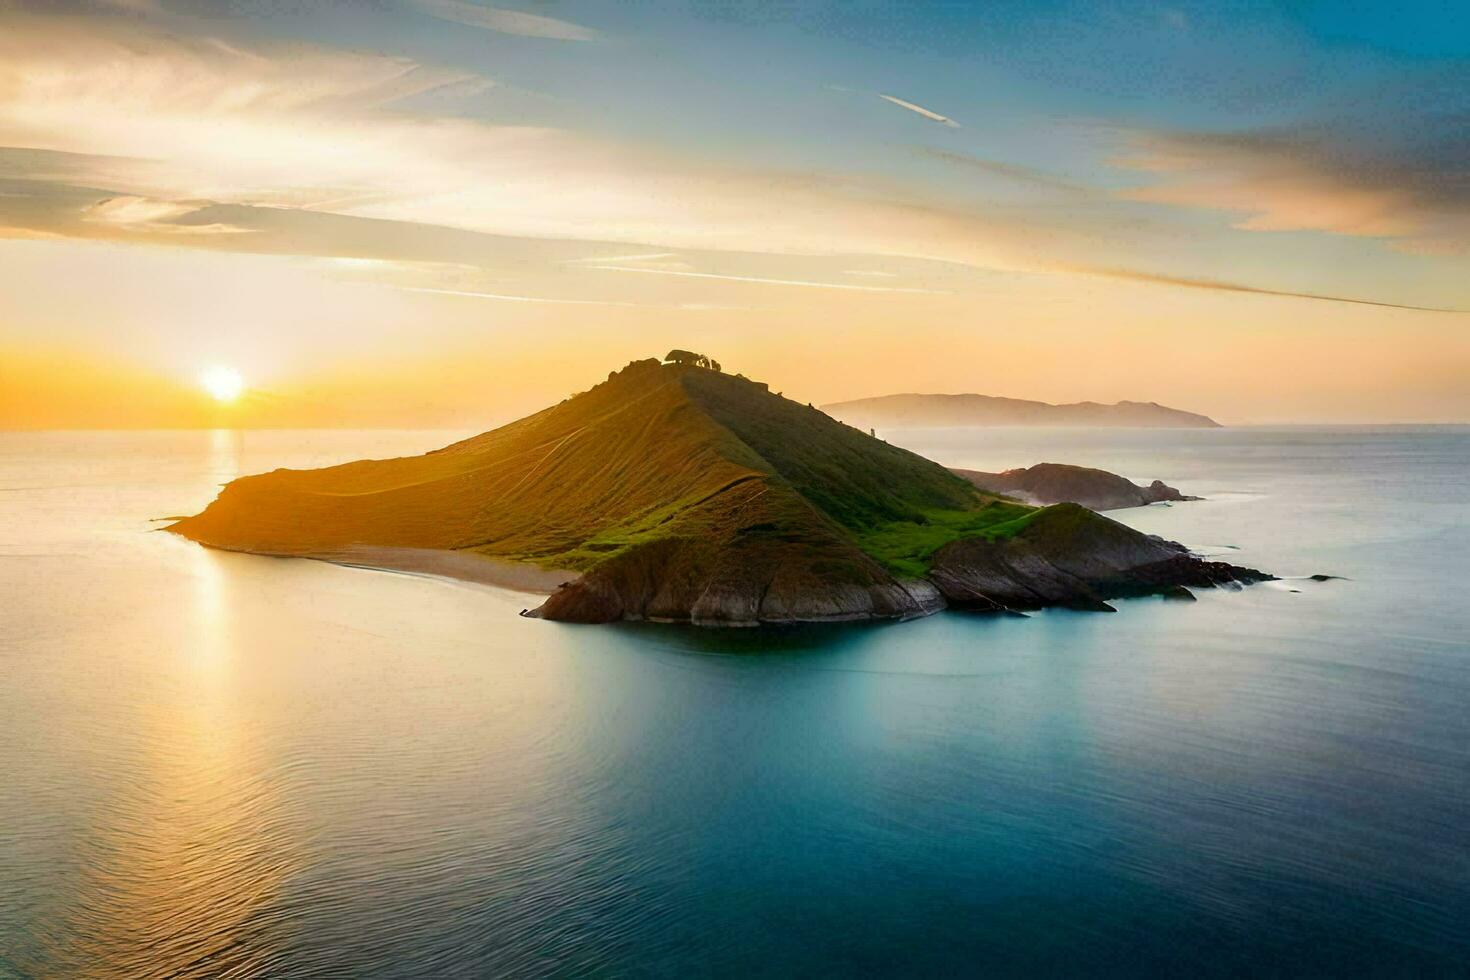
{"left": 664, "top": 350, "right": 721, "bottom": 371}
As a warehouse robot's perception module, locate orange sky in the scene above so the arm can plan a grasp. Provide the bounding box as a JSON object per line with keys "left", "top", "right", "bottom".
{"left": 3, "top": 245, "right": 1464, "bottom": 427}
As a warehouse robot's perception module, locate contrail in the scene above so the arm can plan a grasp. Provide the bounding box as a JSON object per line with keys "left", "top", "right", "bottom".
{"left": 1066, "top": 265, "right": 1467, "bottom": 314}
{"left": 588, "top": 265, "right": 948, "bottom": 294}
{"left": 392, "top": 285, "right": 644, "bottom": 307}
{"left": 878, "top": 93, "right": 960, "bottom": 128}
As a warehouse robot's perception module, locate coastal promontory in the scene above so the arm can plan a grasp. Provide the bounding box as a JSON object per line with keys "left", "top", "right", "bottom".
{"left": 170, "top": 356, "right": 1266, "bottom": 625}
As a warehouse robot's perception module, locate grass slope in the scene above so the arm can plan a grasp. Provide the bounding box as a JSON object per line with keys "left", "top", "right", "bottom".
{"left": 679, "top": 369, "right": 1035, "bottom": 575}
{"left": 172, "top": 360, "right": 1043, "bottom": 578}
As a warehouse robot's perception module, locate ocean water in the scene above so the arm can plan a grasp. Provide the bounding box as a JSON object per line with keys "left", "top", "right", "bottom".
{"left": 1, "top": 426, "right": 1467, "bottom": 977}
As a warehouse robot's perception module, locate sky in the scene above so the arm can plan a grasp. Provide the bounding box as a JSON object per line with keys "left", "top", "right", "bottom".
{"left": 0, "top": 0, "right": 1466, "bottom": 427}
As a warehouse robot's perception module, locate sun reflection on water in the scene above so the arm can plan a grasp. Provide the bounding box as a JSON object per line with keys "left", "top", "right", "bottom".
{"left": 36, "top": 546, "right": 298, "bottom": 978}
{"left": 207, "top": 428, "right": 242, "bottom": 486}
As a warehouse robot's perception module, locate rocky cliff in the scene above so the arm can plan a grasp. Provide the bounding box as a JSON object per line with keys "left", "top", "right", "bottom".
{"left": 926, "top": 504, "right": 1263, "bottom": 612}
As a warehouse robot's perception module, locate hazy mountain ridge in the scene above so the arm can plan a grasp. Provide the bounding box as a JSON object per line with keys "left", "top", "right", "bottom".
{"left": 824, "top": 392, "right": 1221, "bottom": 428}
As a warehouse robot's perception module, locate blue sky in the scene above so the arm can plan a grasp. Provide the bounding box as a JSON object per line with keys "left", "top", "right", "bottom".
{"left": 70, "top": 0, "right": 1460, "bottom": 300}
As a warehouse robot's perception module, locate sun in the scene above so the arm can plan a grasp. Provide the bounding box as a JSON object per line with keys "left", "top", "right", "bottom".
{"left": 200, "top": 365, "right": 245, "bottom": 403}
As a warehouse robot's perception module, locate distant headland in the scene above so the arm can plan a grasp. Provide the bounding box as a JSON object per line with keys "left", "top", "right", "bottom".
{"left": 823, "top": 392, "right": 1221, "bottom": 429}
{"left": 169, "top": 352, "right": 1266, "bottom": 626}
{"left": 953, "top": 463, "right": 1200, "bottom": 512}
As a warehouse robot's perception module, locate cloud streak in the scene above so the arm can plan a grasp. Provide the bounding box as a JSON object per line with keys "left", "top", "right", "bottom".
{"left": 922, "top": 147, "right": 1089, "bottom": 195}
{"left": 84, "top": 195, "right": 253, "bottom": 235}
{"left": 565, "top": 251, "right": 677, "bottom": 264}
{"left": 1114, "top": 118, "right": 1470, "bottom": 255}
{"left": 878, "top": 94, "right": 960, "bottom": 128}
{"left": 1063, "top": 264, "right": 1467, "bottom": 314}
{"left": 390, "top": 285, "right": 643, "bottom": 306}
{"left": 412, "top": 0, "right": 599, "bottom": 41}
{"left": 587, "top": 265, "right": 948, "bottom": 294}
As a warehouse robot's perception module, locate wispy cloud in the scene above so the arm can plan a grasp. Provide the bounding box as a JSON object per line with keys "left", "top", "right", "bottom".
{"left": 565, "top": 251, "right": 676, "bottom": 264}
{"left": 412, "top": 0, "right": 599, "bottom": 41}
{"left": 84, "top": 195, "right": 253, "bottom": 234}
{"left": 93, "top": 0, "right": 165, "bottom": 13}
{"left": 587, "top": 265, "right": 948, "bottom": 294}
{"left": 0, "top": 18, "right": 1011, "bottom": 259}
{"left": 390, "top": 284, "right": 642, "bottom": 306}
{"left": 878, "top": 93, "right": 959, "bottom": 128}
{"left": 86, "top": 196, "right": 201, "bottom": 226}
{"left": 0, "top": 14, "right": 1456, "bottom": 315}
{"left": 922, "top": 147, "right": 1089, "bottom": 195}
{"left": 0, "top": 16, "right": 492, "bottom": 205}
{"left": 1061, "top": 264, "right": 1467, "bottom": 313}
{"left": 1113, "top": 121, "right": 1470, "bottom": 255}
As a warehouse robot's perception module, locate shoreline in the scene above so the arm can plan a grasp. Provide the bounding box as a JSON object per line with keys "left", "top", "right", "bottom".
{"left": 175, "top": 537, "right": 1286, "bottom": 626}
{"left": 182, "top": 538, "right": 576, "bottom": 596}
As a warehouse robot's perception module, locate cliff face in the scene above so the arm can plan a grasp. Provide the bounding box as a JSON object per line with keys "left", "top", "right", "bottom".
{"left": 926, "top": 504, "right": 1265, "bottom": 612}
{"left": 823, "top": 393, "right": 1220, "bottom": 429}
{"left": 171, "top": 359, "right": 1266, "bottom": 627}
{"left": 532, "top": 534, "right": 945, "bottom": 626}
{"left": 952, "top": 463, "right": 1199, "bottom": 511}
{"left": 537, "top": 502, "right": 1266, "bottom": 623}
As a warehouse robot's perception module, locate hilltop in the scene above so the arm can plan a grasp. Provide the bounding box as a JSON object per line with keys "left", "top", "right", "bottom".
{"left": 823, "top": 392, "right": 1221, "bottom": 429}
{"left": 170, "top": 356, "right": 1264, "bottom": 624}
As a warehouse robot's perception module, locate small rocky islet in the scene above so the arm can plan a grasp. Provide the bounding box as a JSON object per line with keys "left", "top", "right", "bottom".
{"left": 952, "top": 462, "right": 1201, "bottom": 512}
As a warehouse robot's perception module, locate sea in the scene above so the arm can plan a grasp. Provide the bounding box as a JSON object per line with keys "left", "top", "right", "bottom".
{"left": 1, "top": 426, "right": 1467, "bottom": 977}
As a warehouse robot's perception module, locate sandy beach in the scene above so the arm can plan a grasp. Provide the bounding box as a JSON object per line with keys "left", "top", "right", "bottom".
{"left": 308, "top": 546, "right": 576, "bottom": 594}
{"left": 190, "top": 542, "right": 578, "bottom": 595}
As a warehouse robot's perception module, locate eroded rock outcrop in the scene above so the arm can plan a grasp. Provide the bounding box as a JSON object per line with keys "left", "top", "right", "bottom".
{"left": 925, "top": 504, "right": 1268, "bottom": 613}
{"left": 532, "top": 535, "right": 946, "bottom": 625}
{"left": 532, "top": 502, "right": 1268, "bottom": 624}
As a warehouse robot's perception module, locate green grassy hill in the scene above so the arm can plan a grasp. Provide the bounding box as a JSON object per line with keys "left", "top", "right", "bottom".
{"left": 172, "top": 356, "right": 1264, "bottom": 624}
{"left": 171, "top": 358, "right": 1031, "bottom": 578}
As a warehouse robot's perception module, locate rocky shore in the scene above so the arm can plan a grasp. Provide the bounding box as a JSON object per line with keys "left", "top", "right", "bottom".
{"left": 528, "top": 503, "right": 1269, "bottom": 625}
{"left": 924, "top": 503, "right": 1265, "bottom": 613}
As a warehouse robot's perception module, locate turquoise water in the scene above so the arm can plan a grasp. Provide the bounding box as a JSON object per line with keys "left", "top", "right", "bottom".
{"left": 1, "top": 427, "right": 1467, "bottom": 977}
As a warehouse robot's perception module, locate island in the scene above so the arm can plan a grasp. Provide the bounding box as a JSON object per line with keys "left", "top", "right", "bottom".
{"left": 169, "top": 354, "right": 1268, "bottom": 625}
{"left": 952, "top": 463, "right": 1199, "bottom": 511}
{"left": 823, "top": 392, "right": 1221, "bottom": 429}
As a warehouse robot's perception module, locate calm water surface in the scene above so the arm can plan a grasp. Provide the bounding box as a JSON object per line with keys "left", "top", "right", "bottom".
{"left": 1, "top": 427, "right": 1467, "bottom": 977}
